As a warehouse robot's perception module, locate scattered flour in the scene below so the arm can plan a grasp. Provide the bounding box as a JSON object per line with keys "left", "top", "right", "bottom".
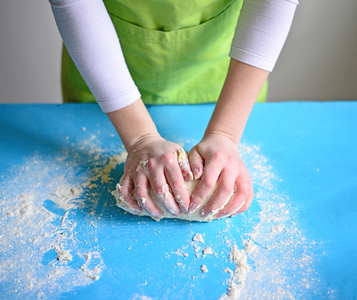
{"left": 225, "top": 244, "right": 250, "bottom": 298}
{"left": 131, "top": 294, "right": 153, "bottom": 300}
{"left": 0, "top": 139, "right": 122, "bottom": 298}
{"left": 200, "top": 265, "right": 208, "bottom": 273}
{"left": 169, "top": 144, "right": 323, "bottom": 299}
{"left": 51, "top": 184, "right": 84, "bottom": 210}
{"left": 0, "top": 138, "right": 324, "bottom": 299}
{"left": 218, "top": 144, "right": 322, "bottom": 299}
{"left": 54, "top": 245, "right": 73, "bottom": 261}
{"left": 203, "top": 247, "right": 213, "bottom": 255}
{"left": 192, "top": 234, "right": 204, "bottom": 243}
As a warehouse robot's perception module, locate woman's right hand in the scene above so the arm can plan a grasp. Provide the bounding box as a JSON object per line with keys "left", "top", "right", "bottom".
{"left": 118, "top": 133, "right": 192, "bottom": 219}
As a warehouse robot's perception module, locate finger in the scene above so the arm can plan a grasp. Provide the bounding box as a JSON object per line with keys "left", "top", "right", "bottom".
{"left": 177, "top": 148, "right": 194, "bottom": 181}
{"left": 134, "top": 173, "right": 163, "bottom": 219}
{"left": 188, "top": 148, "right": 204, "bottom": 180}
{"left": 232, "top": 167, "right": 254, "bottom": 216}
{"left": 164, "top": 162, "right": 190, "bottom": 214}
{"left": 214, "top": 175, "right": 250, "bottom": 219}
{"left": 143, "top": 155, "right": 181, "bottom": 216}
{"left": 216, "top": 166, "right": 252, "bottom": 219}
{"left": 200, "top": 170, "right": 235, "bottom": 219}
{"left": 189, "top": 159, "right": 221, "bottom": 213}
{"left": 147, "top": 172, "right": 181, "bottom": 217}
{"left": 116, "top": 176, "right": 142, "bottom": 214}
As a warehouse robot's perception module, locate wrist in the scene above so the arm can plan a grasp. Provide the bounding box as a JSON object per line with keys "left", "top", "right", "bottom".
{"left": 126, "top": 132, "right": 163, "bottom": 153}
{"left": 203, "top": 130, "right": 240, "bottom": 146}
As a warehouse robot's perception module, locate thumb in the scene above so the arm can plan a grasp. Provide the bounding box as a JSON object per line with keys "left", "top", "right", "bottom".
{"left": 177, "top": 148, "right": 194, "bottom": 181}
{"left": 188, "top": 147, "right": 204, "bottom": 180}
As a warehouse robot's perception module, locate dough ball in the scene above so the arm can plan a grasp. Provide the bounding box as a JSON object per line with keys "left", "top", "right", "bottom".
{"left": 112, "top": 178, "right": 233, "bottom": 222}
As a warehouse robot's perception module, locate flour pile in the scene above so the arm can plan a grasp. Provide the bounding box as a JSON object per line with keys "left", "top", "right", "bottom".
{"left": 0, "top": 140, "right": 125, "bottom": 298}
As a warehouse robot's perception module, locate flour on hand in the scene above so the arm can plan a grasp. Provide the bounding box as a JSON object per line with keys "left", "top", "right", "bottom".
{"left": 112, "top": 150, "right": 238, "bottom": 222}
{"left": 112, "top": 178, "right": 236, "bottom": 222}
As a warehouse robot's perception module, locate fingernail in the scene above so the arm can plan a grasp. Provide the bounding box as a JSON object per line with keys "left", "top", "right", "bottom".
{"left": 214, "top": 211, "right": 228, "bottom": 219}
{"left": 187, "top": 170, "right": 194, "bottom": 181}
{"left": 201, "top": 208, "right": 220, "bottom": 220}
{"left": 229, "top": 201, "right": 246, "bottom": 217}
{"left": 200, "top": 209, "right": 212, "bottom": 219}
{"left": 167, "top": 205, "right": 180, "bottom": 217}
{"left": 234, "top": 201, "right": 246, "bottom": 215}
{"left": 152, "top": 211, "right": 164, "bottom": 220}
{"left": 179, "top": 202, "right": 189, "bottom": 215}
{"left": 172, "top": 209, "right": 181, "bottom": 217}
{"left": 130, "top": 208, "right": 143, "bottom": 215}
{"left": 189, "top": 194, "right": 202, "bottom": 212}
{"left": 200, "top": 209, "right": 207, "bottom": 218}
{"left": 193, "top": 168, "right": 201, "bottom": 180}
{"left": 182, "top": 205, "right": 189, "bottom": 215}
{"left": 174, "top": 195, "right": 188, "bottom": 215}
{"left": 189, "top": 202, "right": 199, "bottom": 214}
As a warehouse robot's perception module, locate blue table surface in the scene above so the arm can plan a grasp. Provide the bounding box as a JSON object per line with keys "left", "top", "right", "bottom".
{"left": 0, "top": 102, "right": 356, "bottom": 299}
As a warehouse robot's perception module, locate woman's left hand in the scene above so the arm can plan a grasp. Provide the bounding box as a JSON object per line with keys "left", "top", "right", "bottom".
{"left": 188, "top": 132, "right": 254, "bottom": 219}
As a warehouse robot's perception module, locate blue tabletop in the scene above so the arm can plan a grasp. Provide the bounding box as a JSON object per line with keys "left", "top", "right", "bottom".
{"left": 0, "top": 102, "right": 356, "bottom": 299}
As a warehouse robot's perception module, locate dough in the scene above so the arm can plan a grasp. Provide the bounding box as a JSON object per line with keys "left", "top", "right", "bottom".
{"left": 112, "top": 178, "right": 235, "bottom": 222}
{"left": 111, "top": 149, "right": 239, "bottom": 222}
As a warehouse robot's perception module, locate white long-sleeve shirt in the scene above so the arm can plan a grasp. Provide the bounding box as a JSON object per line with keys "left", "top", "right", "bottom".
{"left": 49, "top": 0, "right": 298, "bottom": 113}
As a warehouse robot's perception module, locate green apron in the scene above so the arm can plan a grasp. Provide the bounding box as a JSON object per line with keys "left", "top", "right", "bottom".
{"left": 61, "top": 0, "right": 267, "bottom": 105}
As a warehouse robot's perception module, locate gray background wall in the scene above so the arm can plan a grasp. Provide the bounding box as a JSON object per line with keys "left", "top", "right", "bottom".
{"left": 0, "top": 0, "right": 356, "bottom": 104}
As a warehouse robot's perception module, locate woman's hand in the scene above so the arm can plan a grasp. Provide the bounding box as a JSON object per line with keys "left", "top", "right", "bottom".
{"left": 107, "top": 99, "right": 192, "bottom": 219}
{"left": 119, "top": 133, "right": 192, "bottom": 219}
{"left": 188, "top": 132, "right": 254, "bottom": 219}
{"left": 186, "top": 59, "right": 268, "bottom": 220}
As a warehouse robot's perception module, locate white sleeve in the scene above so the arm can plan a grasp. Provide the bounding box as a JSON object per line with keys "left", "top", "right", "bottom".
{"left": 230, "top": 0, "right": 299, "bottom": 72}
{"left": 49, "top": 0, "right": 141, "bottom": 113}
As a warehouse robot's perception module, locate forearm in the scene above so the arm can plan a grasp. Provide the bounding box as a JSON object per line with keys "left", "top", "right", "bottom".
{"left": 205, "top": 58, "right": 269, "bottom": 144}
{"left": 107, "top": 98, "right": 159, "bottom": 150}
{"left": 49, "top": 0, "right": 140, "bottom": 113}
{"left": 109, "top": 98, "right": 193, "bottom": 218}
{"left": 230, "top": 0, "right": 298, "bottom": 72}
{"left": 209, "top": 0, "right": 298, "bottom": 144}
